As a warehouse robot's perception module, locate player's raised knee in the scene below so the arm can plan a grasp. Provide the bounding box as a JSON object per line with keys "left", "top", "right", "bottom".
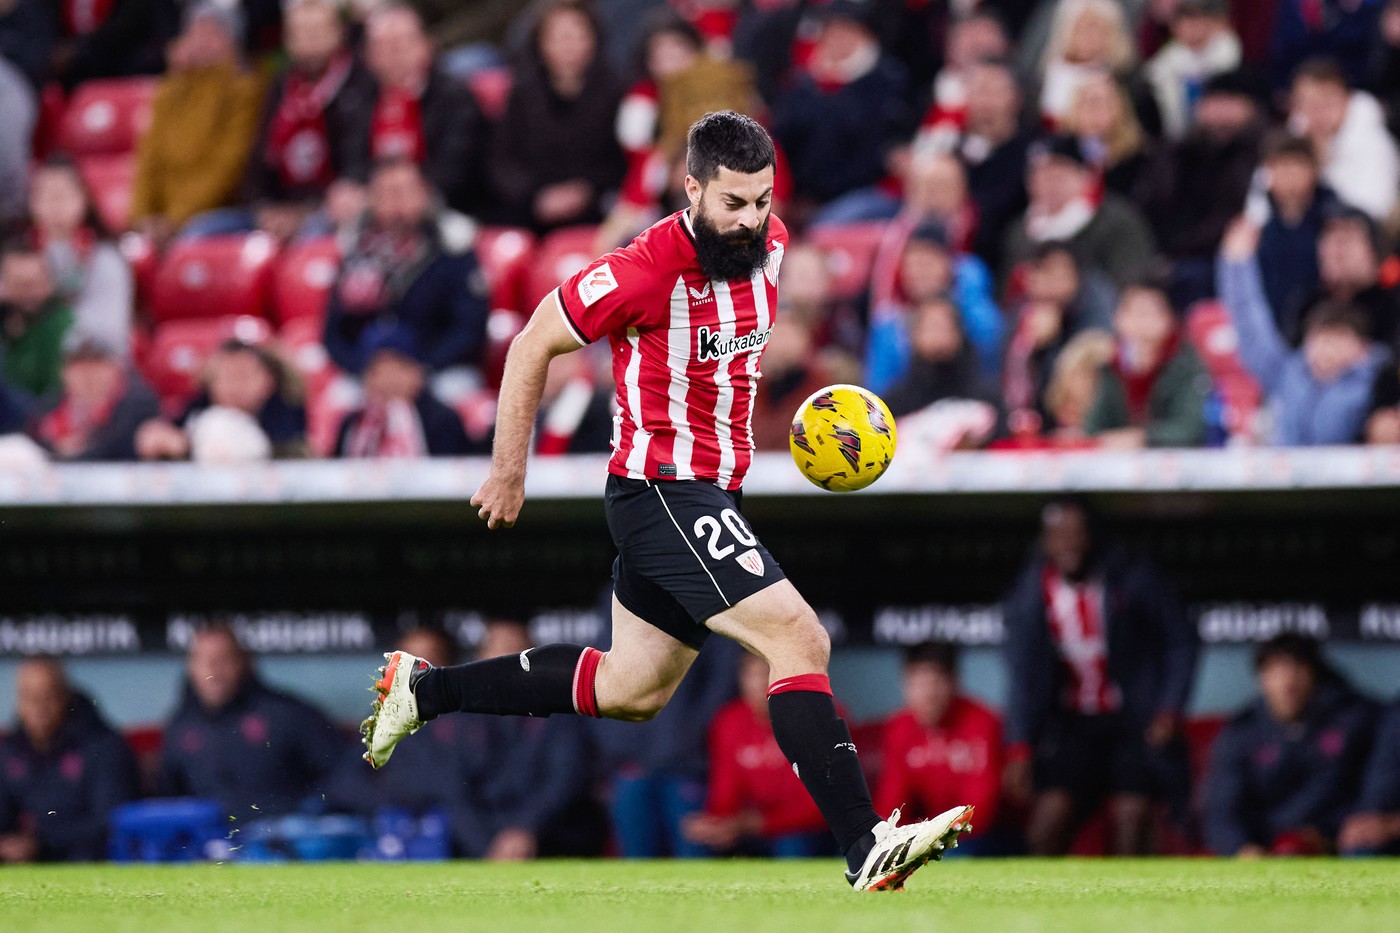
{"left": 604, "top": 685, "right": 673, "bottom": 722}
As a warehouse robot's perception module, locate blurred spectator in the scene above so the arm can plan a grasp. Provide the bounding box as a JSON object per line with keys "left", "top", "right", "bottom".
{"left": 0, "top": 356, "right": 28, "bottom": 435}
{"left": 128, "top": 3, "right": 266, "bottom": 242}
{"left": 1143, "top": 0, "right": 1242, "bottom": 140}
{"left": 1003, "top": 498, "right": 1197, "bottom": 856}
{"left": 867, "top": 223, "right": 1003, "bottom": 392}
{"left": 917, "top": 11, "right": 1012, "bottom": 138}
{"left": 881, "top": 295, "right": 998, "bottom": 422}
{"left": 1085, "top": 279, "right": 1209, "bottom": 449}
{"left": 591, "top": 626, "right": 741, "bottom": 858}
{"left": 29, "top": 157, "right": 133, "bottom": 358}
{"left": 1203, "top": 634, "right": 1376, "bottom": 856}
{"left": 1036, "top": 0, "right": 1158, "bottom": 134}
{"left": 1138, "top": 71, "right": 1263, "bottom": 306}
{"left": 1252, "top": 133, "right": 1338, "bottom": 342}
{"left": 31, "top": 332, "right": 158, "bottom": 461}
{"left": 51, "top": 0, "right": 178, "bottom": 90}
{"left": 1368, "top": 0, "right": 1400, "bottom": 139}
{"left": 777, "top": 242, "right": 863, "bottom": 361}
{"left": 0, "top": 0, "right": 55, "bottom": 88}
{"left": 1040, "top": 328, "right": 1116, "bottom": 444}
{"left": 193, "top": 0, "right": 375, "bottom": 242}
{"left": 749, "top": 311, "right": 849, "bottom": 453}
{"left": 0, "top": 658, "right": 139, "bottom": 862}
{"left": 613, "top": 11, "right": 702, "bottom": 206}
{"left": 535, "top": 346, "right": 615, "bottom": 455}
{"left": 1288, "top": 58, "right": 1399, "bottom": 222}
{"left": 1338, "top": 703, "right": 1400, "bottom": 855}
{"left": 136, "top": 339, "right": 306, "bottom": 462}
{"left": 1271, "top": 0, "right": 1382, "bottom": 93}
{"left": 364, "top": 4, "right": 486, "bottom": 215}
{"left": 492, "top": 0, "right": 626, "bottom": 232}
{"left": 158, "top": 626, "right": 342, "bottom": 818}
{"left": 0, "top": 55, "right": 33, "bottom": 226}
{"left": 924, "top": 60, "right": 1034, "bottom": 271}
{"left": 1307, "top": 207, "right": 1400, "bottom": 347}
{"left": 1002, "top": 242, "right": 1116, "bottom": 438}
{"left": 1, "top": 240, "right": 73, "bottom": 398}
{"left": 323, "top": 158, "right": 489, "bottom": 380}
{"left": 773, "top": 0, "right": 911, "bottom": 218}
{"left": 682, "top": 651, "right": 829, "bottom": 857}
{"left": 874, "top": 643, "right": 1003, "bottom": 848}
{"left": 1003, "top": 134, "right": 1157, "bottom": 290}
{"left": 333, "top": 323, "right": 477, "bottom": 457}
{"left": 1219, "top": 217, "right": 1387, "bottom": 445}
{"left": 1060, "top": 71, "right": 1150, "bottom": 201}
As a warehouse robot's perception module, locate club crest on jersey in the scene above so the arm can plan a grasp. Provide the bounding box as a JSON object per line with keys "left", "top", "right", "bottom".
{"left": 696, "top": 325, "right": 771, "bottom": 362}
{"left": 577, "top": 262, "right": 618, "bottom": 307}
{"left": 736, "top": 548, "right": 764, "bottom": 576}
{"left": 688, "top": 282, "right": 713, "bottom": 303}
{"left": 764, "top": 243, "right": 784, "bottom": 286}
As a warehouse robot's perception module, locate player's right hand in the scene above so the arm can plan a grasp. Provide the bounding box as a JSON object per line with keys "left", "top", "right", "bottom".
{"left": 470, "top": 473, "right": 525, "bottom": 530}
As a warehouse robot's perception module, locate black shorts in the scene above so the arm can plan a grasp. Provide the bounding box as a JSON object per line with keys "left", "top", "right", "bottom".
{"left": 603, "top": 475, "right": 786, "bottom": 650}
{"left": 1033, "top": 712, "right": 1188, "bottom": 810}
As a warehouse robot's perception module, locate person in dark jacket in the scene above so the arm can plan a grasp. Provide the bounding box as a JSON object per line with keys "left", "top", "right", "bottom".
{"left": 158, "top": 626, "right": 342, "bottom": 819}
{"left": 0, "top": 0, "right": 55, "bottom": 88}
{"left": 51, "top": 0, "right": 179, "bottom": 90}
{"left": 31, "top": 332, "right": 160, "bottom": 462}
{"left": 1137, "top": 70, "right": 1262, "bottom": 308}
{"left": 323, "top": 158, "right": 489, "bottom": 378}
{"left": 881, "top": 295, "right": 999, "bottom": 419}
{"left": 1339, "top": 702, "right": 1400, "bottom": 855}
{"left": 363, "top": 4, "right": 486, "bottom": 216}
{"left": 772, "top": 0, "right": 911, "bottom": 210}
{"left": 1002, "top": 498, "right": 1198, "bottom": 855}
{"left": 0, "top": 658, "right": 139, "bottom": 862}
{"left": 490, "top": 0, "right": 627, "bottom": 232}
{"left": 334, "top": 322, "right": 479, "bottom": 458}
{"left": 1253, "top": 133, "right": 1339, "bottom": 343}
{"left": 1204, "top": 634, "right": 1377, "bottom": 856}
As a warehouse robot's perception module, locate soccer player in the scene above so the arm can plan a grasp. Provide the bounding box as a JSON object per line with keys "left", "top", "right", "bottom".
{"left": 361, "top": 111, "right": 973, "bottom": 890}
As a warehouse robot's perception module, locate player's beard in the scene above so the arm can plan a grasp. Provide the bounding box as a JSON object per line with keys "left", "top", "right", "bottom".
{"left": 690, "top": 203, "right": 771, "bottom": 282}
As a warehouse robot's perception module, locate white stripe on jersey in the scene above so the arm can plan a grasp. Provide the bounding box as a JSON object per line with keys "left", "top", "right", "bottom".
{"left": 664, "top": 276, "right": 695, "bottom": 479}
{"left": 712, "top": 280, "right": 738, "bottom": 488}
{"left": 743, "top": 265, "right": 772, "bottom": 449}
{"left": 622, "top": 329, "right": 650, "bottom": 477}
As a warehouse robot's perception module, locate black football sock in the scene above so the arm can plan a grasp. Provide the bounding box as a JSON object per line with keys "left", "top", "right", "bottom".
{"left": 767, "top": 674, "right": 882, "bottom": 875}
{"left": 411, "top": 644, "right": 603, "bottom": 719}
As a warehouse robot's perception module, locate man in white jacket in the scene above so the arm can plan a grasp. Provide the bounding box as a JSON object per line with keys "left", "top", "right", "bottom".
{"left": 1144, "top": 0, "right": 1242, "bottom": 140}
{"left": 1289, "top": 57, "right": 1400, "bottom": 222}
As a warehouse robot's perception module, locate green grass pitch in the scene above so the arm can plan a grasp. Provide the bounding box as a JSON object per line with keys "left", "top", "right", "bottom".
{"left": 2, "top": 859, "right": 1397, "bottom": 933}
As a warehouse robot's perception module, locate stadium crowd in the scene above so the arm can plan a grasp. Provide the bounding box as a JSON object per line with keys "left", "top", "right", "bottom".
{"left": 3, "top": 499, "right": 1399, "bottom": 862}
{"left": 5, "top": 0, "right": 1400, "bottom": 458}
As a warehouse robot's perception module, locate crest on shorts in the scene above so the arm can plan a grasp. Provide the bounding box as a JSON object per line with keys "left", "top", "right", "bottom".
{"left": 736, "top": 548, "right": 764, "bottom": 576}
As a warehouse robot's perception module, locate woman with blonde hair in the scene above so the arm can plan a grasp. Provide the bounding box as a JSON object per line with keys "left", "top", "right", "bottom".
{"left": 1044, "top": 328, "right": 1115, "bottom": 439}
{"left": 1061, "top": 70, "right": 1149, "bottom": 200}
{"left": 1038, "top": 0, "right": 1159, "bottom": 134}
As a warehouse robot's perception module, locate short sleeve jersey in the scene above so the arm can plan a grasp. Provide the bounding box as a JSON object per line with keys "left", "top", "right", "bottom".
{"left": 556, "top": 210, "right": 788, "bottom": 490}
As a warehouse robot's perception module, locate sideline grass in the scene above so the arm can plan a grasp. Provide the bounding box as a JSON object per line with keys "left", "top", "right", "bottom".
{"left": 1, "top": 859, "right": 1397, "bottom": 933}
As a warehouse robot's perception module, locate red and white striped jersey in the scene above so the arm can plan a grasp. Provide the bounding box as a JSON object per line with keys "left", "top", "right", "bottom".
{"left": 1041, "top": 567, "right": 1122, "bottom": 716}
{"left": 556, "top": 210, "right": 788, "bottom": 490}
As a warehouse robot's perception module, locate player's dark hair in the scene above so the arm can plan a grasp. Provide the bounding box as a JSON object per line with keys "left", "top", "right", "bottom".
{"left": 686, "top": 110, "right": 776, "bottom": 184}
{"left": 1253, "top": 633, "right": 1324, "bottom": 674}
{"left": 903, "top": 641, "right": 958, "bottom": 675}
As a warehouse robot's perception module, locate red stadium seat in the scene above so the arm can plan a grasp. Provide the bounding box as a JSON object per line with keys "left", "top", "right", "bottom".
{"left": 76, "top": 154, "right": 136, "bottom": 232}
{"left": 1186, "top": 300, "right": 1263, "bottom": 441}
{"left": 143, "top": 315, "right": 273, "bottom": 409}
{"left": 805, "top": 222, "right": 889, "bottom": 301}
{"left": 526, "top": 225, "right": 602, "bottom": 310}
{"left": 467, "top": 67, "right": 513, "bottom": 121}
{"left": 150, "top": 233, "right": 278, "bottom": 324}
{"left": 474, "top": 226, "right": 536, "bottom": 313}
{"left": 118, "top": 231, "right": 160, "bottom": 306}
{"left": 272, "top": 236, "right": 340, "bottom": 326}
{"left": 57, "top": 77, "right": 158, "bottom": 156}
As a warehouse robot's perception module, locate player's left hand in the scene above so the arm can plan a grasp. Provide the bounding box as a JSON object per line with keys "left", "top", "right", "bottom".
{"left": 470, "top": 472, "right": 525, "bottom": 530}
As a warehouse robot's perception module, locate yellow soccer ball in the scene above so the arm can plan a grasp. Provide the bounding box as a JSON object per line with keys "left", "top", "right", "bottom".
{"left": 789, "top": 384, "right": 897, "bottom": 492}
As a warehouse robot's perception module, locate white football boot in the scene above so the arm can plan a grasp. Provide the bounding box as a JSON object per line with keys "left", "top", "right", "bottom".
{"left": 848, "top": 805, "right": 975, "bottom": 892}
{"left": 361, "top": 650, "right": 431, "bottom": 769}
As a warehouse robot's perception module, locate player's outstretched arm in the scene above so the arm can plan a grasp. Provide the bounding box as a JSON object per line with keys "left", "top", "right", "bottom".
{"left": 471, "top": 291, "right": 583, "bottom": 529}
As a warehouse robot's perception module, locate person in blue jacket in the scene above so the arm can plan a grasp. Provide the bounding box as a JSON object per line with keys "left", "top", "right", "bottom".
{"left": 1002, "top": 497, "right": 1198, "bottom": 855}
{"left": 158, "top": 626, "right": 343, "bottom": 819}
{"left": 1203, "top": 634, "right": 1377, "bottom": 856}
{"left": 1217, "top": 216, "right": 1388, "bottom": 446}
{"left": 323, "top": 158, "right": 489, "bottom": 379}
{"left": 1339, "top": 702, "right": 1400, "bottom": 855}
{"left": 0, "top": 658, "right": 139, "bottom": 862}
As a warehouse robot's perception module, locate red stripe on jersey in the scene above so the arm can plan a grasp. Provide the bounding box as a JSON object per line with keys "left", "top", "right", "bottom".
{"left": 556, "top": 211, "right": 787, "bottom": 489}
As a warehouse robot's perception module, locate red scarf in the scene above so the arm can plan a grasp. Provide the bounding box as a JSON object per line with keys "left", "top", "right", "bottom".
{"left": 1113, "top": 331, "right": 1180, "bottom": 425}
{"left": 344, "top": 399, "right": 427, "bottom": 458}
{"left": 264, "top": 53, "right": 353, "bottom": 190}
{"left": 370, "top": 87, "right": 426, "bottom": 164}
{"left": 37, "top": 373, "right": 125, "bottom": 455}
